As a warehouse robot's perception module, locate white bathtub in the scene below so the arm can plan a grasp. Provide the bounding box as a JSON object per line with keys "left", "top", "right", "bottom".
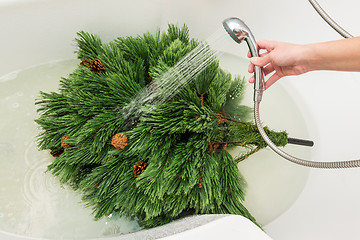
{"left": 1, "top": 0, "right": 360, "bottom": 239}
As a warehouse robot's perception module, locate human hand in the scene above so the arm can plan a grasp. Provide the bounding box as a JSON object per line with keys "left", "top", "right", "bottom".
{"left": 248, "top": 40, "right": 310, "bottom": 89}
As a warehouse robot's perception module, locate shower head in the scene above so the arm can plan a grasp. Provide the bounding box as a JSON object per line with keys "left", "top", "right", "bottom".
{"left": 222, "top": 17, "right": 258, "bottom": 59}
{"left": 222, "top": 17, "right": 264, "bottom": 102}
{"left": 222, "top": 17, "right": 250, "bottom": 44}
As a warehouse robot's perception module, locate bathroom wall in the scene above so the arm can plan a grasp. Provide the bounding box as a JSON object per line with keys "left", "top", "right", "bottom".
{"left": 0, "top": 0, "right": 163, "bottom": 77}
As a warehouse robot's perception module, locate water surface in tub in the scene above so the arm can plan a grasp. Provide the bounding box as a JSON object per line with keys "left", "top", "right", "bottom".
{"left": 0, "top": 54, "right": 310, "bottom": 239}
{"left": 0, "top": 60, "right": 141, "bottom": 239}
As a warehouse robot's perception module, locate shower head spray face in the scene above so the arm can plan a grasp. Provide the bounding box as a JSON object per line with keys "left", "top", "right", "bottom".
{"left": 222, "top": 17, "right": 250, "bottom": 44}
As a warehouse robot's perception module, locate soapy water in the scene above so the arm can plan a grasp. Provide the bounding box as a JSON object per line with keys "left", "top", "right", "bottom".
{"left": 121, "top": 28, "right": 229, "bottom": 126}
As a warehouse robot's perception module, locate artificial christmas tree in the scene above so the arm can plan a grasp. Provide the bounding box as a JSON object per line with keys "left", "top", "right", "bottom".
{"left": 35, "top": 24, "right": 288, "bottom": 228}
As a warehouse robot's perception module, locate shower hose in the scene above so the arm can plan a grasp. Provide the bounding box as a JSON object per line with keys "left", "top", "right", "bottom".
{"left": 254, "top": 0, "right": 359, "bottom": 168}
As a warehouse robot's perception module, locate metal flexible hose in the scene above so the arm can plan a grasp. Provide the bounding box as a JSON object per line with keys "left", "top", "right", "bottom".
{"left": 308, "top": 0, "right": 353, "bottom": 38}
{"left": 254, "top": 102, "right": 360, "bottom": 168}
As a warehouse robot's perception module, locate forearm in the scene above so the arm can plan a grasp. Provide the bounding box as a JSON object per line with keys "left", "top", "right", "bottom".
{"left": 303, "top": 37, "right": 360, "bottom": 72}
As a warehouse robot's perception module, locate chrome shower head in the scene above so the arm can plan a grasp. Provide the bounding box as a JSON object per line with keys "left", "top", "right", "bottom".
{"left": 222, "top": 17, "right": 257, "bottom": 58}
{"left": 222, "top": 17, "right": 250, "bottom": 44}
{"left": 222, "top": 17, "right": 265, "bottom": 102}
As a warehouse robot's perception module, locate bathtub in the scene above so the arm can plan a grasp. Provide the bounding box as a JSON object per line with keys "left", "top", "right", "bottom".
{"left": 0, "top": 0, "right": 359, "bottom": 239}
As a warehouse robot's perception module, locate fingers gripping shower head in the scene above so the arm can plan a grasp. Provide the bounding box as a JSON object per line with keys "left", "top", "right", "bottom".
{"left": 222, "top": 17, "right": 265, "bottom": 102}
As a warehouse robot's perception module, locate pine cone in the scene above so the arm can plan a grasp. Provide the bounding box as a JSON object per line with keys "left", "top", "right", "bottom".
{"left": 111, "top": 133, "right": 128, "bottom": 149}
{"left": 61, "top": 135, "right": 72, "bottom": 149}
{"left": 80, "top": 60, "right": 91, "bottom": 67}
{"left": 50, "top": 149, "right": 64, "bottom": 157}
{"left": 80, "top": 59, "right": 105, "bottom": 73}
{"left": 89, "top": 59, "right": 105, "bottom": 73}
{"left": 133, "top": 162, "right": 148, "bottom": 178}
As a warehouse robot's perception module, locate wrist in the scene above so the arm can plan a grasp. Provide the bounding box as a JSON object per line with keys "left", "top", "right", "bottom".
{"left": 298, "top": 44, "right": 318, "bottom": 73}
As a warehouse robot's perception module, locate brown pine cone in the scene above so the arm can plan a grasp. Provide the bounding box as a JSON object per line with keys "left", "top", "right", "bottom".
{"left": 133, "top": 162, "right": 148, "bottom": 178}
{"left": 50, "top": 149, "right": 64, "bottom": 157}
{"left": 61, "top": 135, "right": 72, "bottom": 149}
{"left": 111, "top": 133, "right": 128, "bottom": 149}
{"left": 89, "top": 59, "right": 105, "bottom": 73}
{"left": 80, "top": 60, "right": 91, "bottom": 67}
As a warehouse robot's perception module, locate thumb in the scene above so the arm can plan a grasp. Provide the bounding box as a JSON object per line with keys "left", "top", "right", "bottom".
{"left": 250, "top": 55, "right": 271, "bottom": 67}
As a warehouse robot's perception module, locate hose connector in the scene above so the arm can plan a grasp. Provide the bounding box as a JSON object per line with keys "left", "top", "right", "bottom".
{"left": 253, "top": 65, "right": 265, "bottom": 102}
